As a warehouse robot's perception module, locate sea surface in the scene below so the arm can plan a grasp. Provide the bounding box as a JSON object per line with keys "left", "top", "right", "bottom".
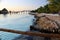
{"left": 0, "top": 12, "right": 34, "bottom": 40}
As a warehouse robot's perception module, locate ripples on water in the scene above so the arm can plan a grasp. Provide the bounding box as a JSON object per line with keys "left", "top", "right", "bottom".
{"left": 0, "top": 13, "right": 34, "bottom": 40}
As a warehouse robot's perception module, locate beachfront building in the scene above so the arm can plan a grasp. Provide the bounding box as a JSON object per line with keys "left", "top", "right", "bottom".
{"left": 1, "top": 8, "right": 8, "bottom": 14}
{"left": 0, "top": 8, "right": 8, "bottom": 14}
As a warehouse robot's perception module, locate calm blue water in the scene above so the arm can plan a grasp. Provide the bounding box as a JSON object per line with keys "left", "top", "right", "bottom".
{"left": 0, "top": 13, "right": 34, "bottom": 40}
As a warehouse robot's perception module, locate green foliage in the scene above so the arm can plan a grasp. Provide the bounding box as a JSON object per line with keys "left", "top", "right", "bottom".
{"left": 32, "top": 0, "right": 60, "bottom": 13}
{"left": 48, "top": 0, "right": 60, "bottom": 13}
{"left": 35, "top": 4, "right": 50, "bottom": 13}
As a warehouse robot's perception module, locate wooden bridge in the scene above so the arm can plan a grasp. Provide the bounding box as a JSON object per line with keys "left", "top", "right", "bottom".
{"left": 0, "top": 28, "right": 60, "bottom": 38}
{"left": 9, "top": 10, "right": 31, "bottom": 14}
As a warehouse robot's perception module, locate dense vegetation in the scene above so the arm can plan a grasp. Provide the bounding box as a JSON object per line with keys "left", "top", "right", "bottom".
{"left": 32, "top": 0, "right": 60, "bottom": 13}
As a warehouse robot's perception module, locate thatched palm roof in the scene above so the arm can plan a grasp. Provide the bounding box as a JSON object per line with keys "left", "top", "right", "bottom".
{"left": 2, "top": 8, "right": 8, "bottom": 11}
{"left": 34, "top": 14, "right": 60, "bottom": 32}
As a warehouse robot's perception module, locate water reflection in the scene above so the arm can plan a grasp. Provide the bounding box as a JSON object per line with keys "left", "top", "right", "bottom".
{"left": 0, "top": 13, "right": 34, "bottom": 40}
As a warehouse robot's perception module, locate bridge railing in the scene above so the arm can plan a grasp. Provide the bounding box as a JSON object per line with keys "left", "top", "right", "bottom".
{"left": 0, "top": 28, "right": 60, "bottom": 38}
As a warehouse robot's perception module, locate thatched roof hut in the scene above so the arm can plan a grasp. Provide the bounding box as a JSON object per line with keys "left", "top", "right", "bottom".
{"left": 32, "top": 14, "right": 60, "bottom": 33}
{"left": 1, "top": 8, "right": 8, "bottom": 14}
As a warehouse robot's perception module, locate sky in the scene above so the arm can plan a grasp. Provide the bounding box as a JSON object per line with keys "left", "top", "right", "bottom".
{"left": 0, "top": 0, "right": 48, "bottom": 11}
